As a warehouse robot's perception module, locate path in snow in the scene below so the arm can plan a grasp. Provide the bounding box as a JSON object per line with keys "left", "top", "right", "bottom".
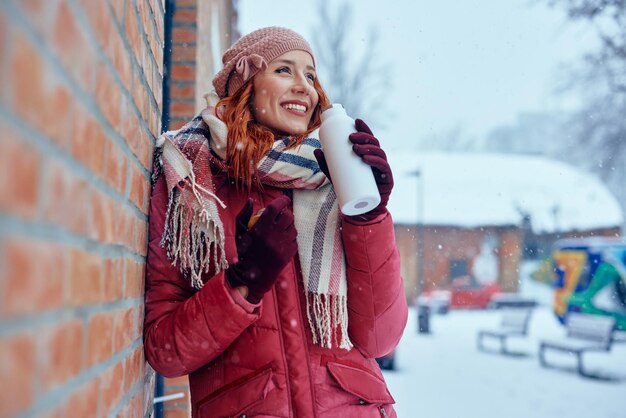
{"left": 383, "top": 306, "right": 626, "bottom": 418}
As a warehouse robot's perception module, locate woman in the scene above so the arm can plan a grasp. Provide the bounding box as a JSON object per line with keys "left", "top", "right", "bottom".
{"left": 144, "top": 26, "right": 407, "bottom": 418}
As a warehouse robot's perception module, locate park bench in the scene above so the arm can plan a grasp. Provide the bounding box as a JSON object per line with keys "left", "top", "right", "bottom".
{"left": 477, "top": 308, "right": 532, "bottom": 355}
{"left": 539, "top": 312, "right": 616, "bottom": 377}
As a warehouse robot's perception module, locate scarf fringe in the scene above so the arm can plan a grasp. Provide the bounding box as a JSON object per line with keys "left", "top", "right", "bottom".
{"left": 306, "top": 293, "right": 352, "bottom": 350}
{"left": 160, "top": 181, "right": 228, "bottom": 290}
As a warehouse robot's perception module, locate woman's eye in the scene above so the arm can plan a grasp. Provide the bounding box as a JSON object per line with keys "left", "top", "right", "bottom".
{"left": 306, "top": 73, "right": 316, "bottom": 82}
{"left": 275, "top": 66, "right": 291, "bottom": 74}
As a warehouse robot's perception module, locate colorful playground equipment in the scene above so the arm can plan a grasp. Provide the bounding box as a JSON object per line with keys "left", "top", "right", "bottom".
{"left": 549, "top": 238, "right": 626, "bottom": 330}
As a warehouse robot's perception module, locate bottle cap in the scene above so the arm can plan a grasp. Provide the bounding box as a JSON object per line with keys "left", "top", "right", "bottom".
{"left": 321, "top": 103, "right": 346, "bottom": 122}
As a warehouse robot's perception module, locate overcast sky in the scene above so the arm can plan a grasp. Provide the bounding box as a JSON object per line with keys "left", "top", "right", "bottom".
{"left": 238, "top": 0, "right": 597, "bottom": 151}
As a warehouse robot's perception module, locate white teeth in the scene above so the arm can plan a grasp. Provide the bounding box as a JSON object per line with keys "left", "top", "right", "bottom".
{"left": 282, "top": 103, "right": 307, "bottom": 112}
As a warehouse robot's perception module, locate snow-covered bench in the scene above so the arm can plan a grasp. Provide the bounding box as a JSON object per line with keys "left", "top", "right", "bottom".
{"left": 477, "top": 308, "right": 532, "bottom": 355}
{"left": 539, "top": 312, "right": 616, "bottom": 377}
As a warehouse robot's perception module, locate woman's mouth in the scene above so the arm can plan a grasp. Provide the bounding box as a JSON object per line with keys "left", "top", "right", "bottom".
{"left": 281, "top": 102, "right": 308, "bottom": 115}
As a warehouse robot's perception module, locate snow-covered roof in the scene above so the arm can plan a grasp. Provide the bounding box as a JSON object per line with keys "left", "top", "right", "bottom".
{"left": 387, "top": 152, "right": 623, "bottom": 233}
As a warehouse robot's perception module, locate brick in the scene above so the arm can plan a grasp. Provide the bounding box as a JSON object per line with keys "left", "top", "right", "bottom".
{"left": 170, "top": 83, "right": 195, "bottom": 100}
{"left": 135, "top": 304, "right": 144, "bottom": 340}
{"left": 53, "top": 0, "right": 94, "bottom": 91}
{"left": 113, "top": 207, "right": 134, "bottom": 249}
{"left": 155, "top": 40, "right": 164, "bottom": 76}
{"left": 9, "top": 31, "right": 46, "bottom": 131}
{"left": 108, "top": 27, "right": 133, "bottom": 91}
{"left": 67, "top": 176, "right": 91, "bottom": 235}
{"left": 172, "top": 27, "right": 196, "bottom": 44}
{"left": 42, "top": 159, "right": 89, "bottom": 235}
{"left": 162, "top": 408, "right": 192, "bottom": 418}
{"left": 125, "top": 0, "right": 142, "bottom": 64}
{"left": 100, "top": 362, "right": 124, "bottom": 417}
{"left": 164, "top": 376, "right": 188, "bottom": 386}
{"left": 0, "top": 14, "right": 5, "bottom": 82}
{"left": 130, "top": 391, "right": 144, "bottom": 418}
{"left": 137, "top": 0, "right": 148, "bottom": 28}
{"left": 123, "top": 348, "right": 144, "bottom": 392}
{"left": 0, "top": 334, "right": 35, "bottom": 416}
{"left": 104, "top": 140, "right": 127, "bottom": 195}
{"left": 16, "top": 1, "right": 47, "bottom": 36}
{"left": 96, "top": 65, "right": 122, "bottom": 127}
{"left": 109, "top": 0, "right": 126, "bottom": 23}
{"left": 173, "top": 9, "right": 196, "bottom": 25}
{"left": 153, "top": 1, "right": 164, "bottom": 43}
{"left": 170, "top": 101, "right": 195, "bottom": 118}
{"left": 71, "top": 109, "right": 107, "bottom": 177}
{"left": 2, "top": 238, "right": 65, "bottom": 316}
{"left": 68, "top": 248, "right": 102, "bottom": 306}
{"left": 40, "top": 82, "right": 73, "bottom": 148}
{"left": 114, "top": 307, "right": 134, "bottom": 352}
{"left": 175, "top": 0, "right": 198, "bottom": 7}
{"left": 38, "top": 406, "right": 67, "bottom": 418}
{"left": 148, "top": 103, "right": 158, "bottom": 136}
{"left": 124, "top": 257, "right": 145, "bottom": 298}
{"left": 153, "top": 65, "right": 163, "bottom": 99}
{"left": 111, "top": 207, "right": 131, "bottom": 249}
{"left": 0, "top": 126, "right": 41, "bottom": 220}
{"left": 136, "top": 218, "right": 148, "bottom": 256}
{"left": 168, "top": 118, "right": 187, "bottom": 130}
{"left": 78, "top": 0, "right": 112, "bottom": 51}
{"left": 132, "top": 74, "right": 149, "bottom": 122}
{"left": 104, "top": 257, "right": 124, "bottom": 302}
{"left": 42, "top": 319, "right": 84, "bottom": 390}
{"left": 91, "top": 190, "right": 115, "bottom": 243}
{"left": 65, "top": 378, "right": 100, "bottom": 418}
{"left": 141, "top": 43, "right": 151, "bottom": 91}
{"left": 129, "top": 164, "right": 148, "bottom": 211}
{"left": 124, "top": 122, "right": 151, "bottom": 170}
{"left": 171, "top": 63, "right": 195, "bottom": 81}
{"left": 147, "top": 29, "right": 159, "bottom": 70}
{"left": 86, "top": 312, "right": 114, "bottom": 367}
{"left": 116, "top": 390, "right": 142, "bottom": 418}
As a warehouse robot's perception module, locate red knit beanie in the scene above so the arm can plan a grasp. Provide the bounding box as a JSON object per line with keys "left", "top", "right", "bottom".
{"left": 212, "top": 26, "right": 315, "bottom": 98}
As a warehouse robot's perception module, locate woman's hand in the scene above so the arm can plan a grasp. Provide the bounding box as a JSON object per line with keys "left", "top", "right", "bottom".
{"left": 314, "top": 119, "right": 394, "bottom": 222}
{"left": 226, "top": 196, "right": 298, "bottom": 303}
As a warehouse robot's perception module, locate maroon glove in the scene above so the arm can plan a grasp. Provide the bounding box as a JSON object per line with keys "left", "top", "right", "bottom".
{"left": 226, "top": 195, "right": 298, "bottom": 303}
{"left": 314, "top": 119, "right": 394, "bottom": 222}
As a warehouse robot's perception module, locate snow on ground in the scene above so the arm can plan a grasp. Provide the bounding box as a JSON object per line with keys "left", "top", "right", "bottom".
{"left": 383, "top": 303, "right": 626, "bottom": 418}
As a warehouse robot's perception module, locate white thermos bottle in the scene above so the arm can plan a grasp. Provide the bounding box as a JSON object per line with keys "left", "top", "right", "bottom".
{"left": 318, "top": 104, "right": 381, "bottom": 216}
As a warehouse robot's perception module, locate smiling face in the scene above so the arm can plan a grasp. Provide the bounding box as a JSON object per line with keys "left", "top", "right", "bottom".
{"left": 251, "top": 50, "right": 320, "bottom": 135}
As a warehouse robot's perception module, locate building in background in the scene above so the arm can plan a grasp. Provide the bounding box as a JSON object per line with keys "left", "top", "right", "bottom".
{"left": 388, "top": 153, "right": 624, "bottom": 304}
{"left": 0, "top": 1, "right": 236, "bottom": 417}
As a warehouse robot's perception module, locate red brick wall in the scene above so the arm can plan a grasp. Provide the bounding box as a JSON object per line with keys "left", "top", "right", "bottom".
{"left": 0, "top": 0, "right": 163, "bottom": 417}
{"left": 159, "top": 2, "right": 199, "bottom": 415}
{"left": 395, "top": 224, "right": 523, "bottom": 302}
{"left": 168, "top": 0, "right": 198, "bottom": 130}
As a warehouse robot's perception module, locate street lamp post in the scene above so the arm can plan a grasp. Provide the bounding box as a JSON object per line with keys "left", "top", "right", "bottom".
{"left": 411, "top": 169, "right": 424, "bottom": 298}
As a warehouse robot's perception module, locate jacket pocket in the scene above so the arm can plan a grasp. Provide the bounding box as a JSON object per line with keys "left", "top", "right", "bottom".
{"left": 195, "top": 368, "right": 276, "bottom": 418}
{"left": 326, "top": 361, "right": 395, "bottom": 405}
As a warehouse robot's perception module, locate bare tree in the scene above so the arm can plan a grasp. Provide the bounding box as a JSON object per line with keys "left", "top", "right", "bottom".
{"left": 541, "top": 0, "right": 626, "bottom": 225}
{"left": 311, "top": 0, "right": 391, "bottom": 130}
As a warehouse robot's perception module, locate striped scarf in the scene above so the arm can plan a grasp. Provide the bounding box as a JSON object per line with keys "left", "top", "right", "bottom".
{"left": 154, "top": 100, "right": 352, "bottom": 350}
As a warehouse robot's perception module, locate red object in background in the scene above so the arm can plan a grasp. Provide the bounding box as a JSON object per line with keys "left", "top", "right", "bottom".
{"left": 449, "top": 278, "right": 502, "bottom": 309}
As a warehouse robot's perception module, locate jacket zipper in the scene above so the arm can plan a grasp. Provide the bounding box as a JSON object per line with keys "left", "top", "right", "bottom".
{"left": 379, "top": 406, "right": 389, "bottom": 418}
{"left": 291, "top": 258, "right": 317, "bottom": 416}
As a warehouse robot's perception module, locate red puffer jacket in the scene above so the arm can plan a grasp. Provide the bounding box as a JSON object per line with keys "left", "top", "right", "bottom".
{"left": 144, "top": 162, "right": 408, "bottom": 418}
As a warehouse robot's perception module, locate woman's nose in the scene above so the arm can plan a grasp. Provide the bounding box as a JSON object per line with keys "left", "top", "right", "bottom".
{"left": 292, "top": 74, "right": 311, "bottom": 95}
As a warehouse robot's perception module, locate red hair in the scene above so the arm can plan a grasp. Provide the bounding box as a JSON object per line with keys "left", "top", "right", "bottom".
{"left": 216, "top": 78, "right": 331, "bottom": 191}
